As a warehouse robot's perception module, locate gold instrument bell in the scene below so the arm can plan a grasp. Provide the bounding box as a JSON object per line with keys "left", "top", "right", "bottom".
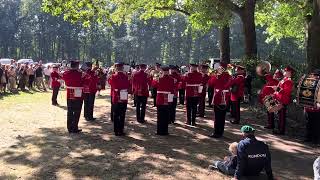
{"left": 256, "top": 61, "right": 271, "bottom": 76}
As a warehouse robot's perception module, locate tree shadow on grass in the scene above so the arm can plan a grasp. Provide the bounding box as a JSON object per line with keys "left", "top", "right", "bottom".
{"left": 0, "top": 97, "right": 317, "bottom": 180}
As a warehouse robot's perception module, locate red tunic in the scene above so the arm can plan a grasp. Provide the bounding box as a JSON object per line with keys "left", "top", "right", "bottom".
{"left": 225, "top": 75, "right": 245, "bottom": 101}
{"left": 83, "top": 70, "right": 99, "bottom": 94}
{"left": 259, "top": 74, "right": 279, "bottom": 104}
{"left": 170, "top": 72, "right": 181, "bottom": 97}
{"left": 132, "top": 70, "right": 150, "bottom": 97}
{"left": 50, "top": 71, "right": 61, "bottom": 88}
{"left": 62, "top": 70, "right": 83, "bottom": 100}
{"left": 208, "top": 72, "right": 232, "bottom": 105}
{"left": 184, "top": 71, "right": 203, "bottom": 97}
{"left": 156, "top": 75, "right": 175, "bottom": 106}
{"left": 274, "top": 77, "right": 294, "bottom": 105}
{"left": 109, "top": 72, "right": 130, "bottom": 104}
{"left": 178, "top": 74, "right": 186, "bottom": 90}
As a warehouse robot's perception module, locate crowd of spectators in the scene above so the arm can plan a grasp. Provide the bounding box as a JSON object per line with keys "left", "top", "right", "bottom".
{"left": 0, "top": 60, "right": 48, "bottom": 94}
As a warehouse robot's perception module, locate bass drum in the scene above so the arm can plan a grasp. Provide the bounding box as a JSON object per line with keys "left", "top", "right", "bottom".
{"left": 263, "top": 95, "right": 283, "bottom": 113}
{"left": 296, "top": 74, "right": 320, "bottom": 108}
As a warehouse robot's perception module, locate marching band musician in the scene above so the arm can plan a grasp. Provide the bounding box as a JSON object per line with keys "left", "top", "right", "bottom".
{"left": 273, "top": 66, "right": 295, "bottom": 135}
{"left": 304, "top": 69, "right": 320, "bottom": 144}
{"left": 107, "top": 65, "right": 115, "bottom": 122}
{"left": 169, "top": 65, "right": 181, "bottom": 124}
{"left": 132, "top": 64, "right": 150, "bottom": 123}
{"left": 109, "top": 62, "right": 130, "bottom": 136}
{"left": 150, "top": 63, "right": 161, "bottom": 107}
{"left": 156, "top": 66, "right": 175, "bottom": 135}
{"left": 62, "top": 60, "right": 84, "bottom": 133}
{"left": 208, "top": 62, "right": 232, "bottom": 138}
{"left": 184, "top": 63, "right": 203, "bottom": 126}
{"left": 83, "top": 62, "right": 99, "bottom": 122}
{"left": 259, "top": 69, "right": 283, "bottom": 129}
{"left": 225, "top": 65, "right": 246, "bottom": 124}
{"left": 197, "top": 64, "right": 210, "bottom": 118}
{"left": 50, "top": 65, "right": 61, "bottom": 106}
{"left": 178, "top": 66, "right": 186, "bottom": 105}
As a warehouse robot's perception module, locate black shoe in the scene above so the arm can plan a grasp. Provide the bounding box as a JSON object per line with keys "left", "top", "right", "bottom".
{"left": 88, "top": 118, "right": 96, "bottom": 121}
{"left": 209, "top": 133, "right": 222, "bottom": 138}
{"left": 69, "top": 129, "right": 82, "bottom": 133}
{"left": 191, "top": 123, "right": 197, "bottom": 126}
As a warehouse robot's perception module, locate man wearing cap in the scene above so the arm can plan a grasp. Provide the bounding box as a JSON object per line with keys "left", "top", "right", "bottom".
{"left": 273, "top": 65, "right": 294, "bottom": 135}
{"left": 178, "top": 66, "right": 186, "bottom": 105}
{"left": 197, "top": 64, "right": 210, "bottom": 118}
{"left": 208, "top": 62, "right": 232, "bottom": 138}
{"left": 132, "top": 64, "right": 150, "bottom": 123}
{"left": 184, "top": 63, "right": 203, "bottom": 126}
{"left": 225, "top": 65, "right": 246, "bottom": 124}
{"left": 50, "top": 65, "right": 61, "bottom": 106}
{"left": 156, "top": 66, "right": 175, "bottom": 135}
{"left": 150, "top": 63, "right": 161, "bottom": 107}
{"left": 169, "top": 65, "right": 181, "bottom": 124}
{"left": 109, "top": 63, "right": 130, "bottom": 136}
{"left": 259, "top": 69, "right": 283, "bottom": 129}
{"left": 62, "top": 60, "right": 84, "bottom": 133}
{"left": 83, "top": 62, "right": 99, "bottom": 121}
{"left": 233, "top": 125, "right": 274, "bottom": 180}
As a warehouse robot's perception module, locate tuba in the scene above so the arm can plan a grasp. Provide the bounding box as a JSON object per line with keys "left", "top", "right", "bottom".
{"left": 256, "top": 61, "right": 271, "bottom": 77}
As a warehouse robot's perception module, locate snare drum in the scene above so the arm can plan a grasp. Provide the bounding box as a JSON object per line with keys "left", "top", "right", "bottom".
{"left": 263, "top": 95, "right": 283, "bottom": 113}
{"left": 296, "top": 74, "right": 320, "bottom": 108}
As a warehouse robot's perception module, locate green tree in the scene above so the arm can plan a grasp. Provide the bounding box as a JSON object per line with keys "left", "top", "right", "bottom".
{"left": 256, "top": 0, "right": 320, "bottom": 70}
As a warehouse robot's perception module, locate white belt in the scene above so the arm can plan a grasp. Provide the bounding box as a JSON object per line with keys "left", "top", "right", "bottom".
{"left": 157, "top": 91, "right": 170, "bottom": 94}
{"left": 114, "top": 89, "right": 128, "bottom": 92}
{"left": 67, "top": 86, "right": 83, "bottom": 89}
{"left": 186, "top": 84, "right": 201, "bottom": 87}
{"left": 215, "top": 89, "right": 229, "bottom": 93}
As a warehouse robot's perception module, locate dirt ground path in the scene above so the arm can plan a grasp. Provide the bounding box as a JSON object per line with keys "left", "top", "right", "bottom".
{"left": 0, "top": 89, "right": 318, "bottom": 180}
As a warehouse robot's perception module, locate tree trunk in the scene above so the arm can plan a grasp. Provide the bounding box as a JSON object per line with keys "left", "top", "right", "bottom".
{"left": 219, "top": 26, "right": 230, "bottom": 64}
{"left": 238, "top": 0, "right": 257, "bottom": 59}
{"left": 306, "top": 0, "right": 320, "bottom": 70}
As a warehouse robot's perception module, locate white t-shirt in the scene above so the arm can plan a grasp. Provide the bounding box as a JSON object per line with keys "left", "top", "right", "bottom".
{"left": 44, "top": 68, "right": 51, "bottom": 76}
{"left": 314, "top": 157, "right": 320, "bottom": 180}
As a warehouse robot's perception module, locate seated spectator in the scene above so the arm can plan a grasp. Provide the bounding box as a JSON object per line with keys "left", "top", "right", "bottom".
{"left": 233, "top": 125, "right": 274, "bottom": 180}
{"left": 314, "top": 157, "right": 320, "bottom": 180}
{"left": 209, "top": 142, "right": 238, "bottom": 176}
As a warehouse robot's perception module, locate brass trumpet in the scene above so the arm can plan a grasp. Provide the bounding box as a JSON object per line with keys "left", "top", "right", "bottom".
{"left": 256, "top": 61, "right": 271, "bottom": 76}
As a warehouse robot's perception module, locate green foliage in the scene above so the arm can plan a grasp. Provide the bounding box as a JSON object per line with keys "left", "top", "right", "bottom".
{"left": 256, "top": 0, "right": 312, "bottom": 44}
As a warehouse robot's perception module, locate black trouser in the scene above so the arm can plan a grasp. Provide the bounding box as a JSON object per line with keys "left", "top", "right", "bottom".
{"left": 267, "top": 112, "right": 275, "bottom": 128}
{"left": 28, "top": 75, "right": 34, "bottom": 88}
{"left": 83, "top": 93, "right": 96, "bottom": 120}
{"left": 198, "top": 94, "right": 206, "bottom": 117}
{"left": 111, "top": 97, "right": 114, "bottom": 122}
{"left": 133, "top": 95, "right": 137, "bottom": 107}
{"left": 113, "top": 103, "right": 127, "bottom": 134}
{"left": 305, "top": 111, "right": 320, "bottom": 143}
{"left": 52, "top": 87, "right": 59, "bottom": 105}
{"left": 151, "top": 88, "right": 157, "bottom": 106}
{"left": 186, "top": 97, "right": 199, "bottom": 125}
{"left": 179, "top": 89, "right": 185, "bottom": 105}
{"left": 208, "top": 87, "right": 213, "bottom": 106}
{"left": 67, "top": 99, "right": 83, "bottom": 132}
{"left": 157, "top": 105, "right": 170, "bottom": 135}
{"left": 214, "top": 105, "right": 227, "bottom": 137}
{"left": 230, "top": 98, "right": 241, "bottom": 124}
{"left": 278, "top": 106, "right": 287, "bottom": 134}
{"left": 136, "top": 96, "right": 147, "bottom": 122}
{"left": 170, "top": 97, "right": 178, "bottom": 123}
